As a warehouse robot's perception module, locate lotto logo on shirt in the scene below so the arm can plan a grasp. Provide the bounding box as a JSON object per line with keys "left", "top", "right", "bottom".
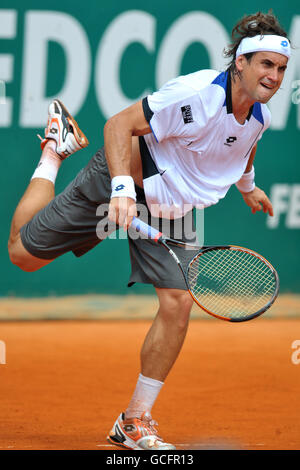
{"left": 181, "top": 105, "right": 194, "bottom": 124}
{"left": 224, "top": 136, "right": 237, "bottom": 146}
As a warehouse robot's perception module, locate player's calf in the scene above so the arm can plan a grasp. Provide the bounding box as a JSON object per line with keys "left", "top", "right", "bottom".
{"left": 8, "top": 99, "right": 89, "bottom": 273}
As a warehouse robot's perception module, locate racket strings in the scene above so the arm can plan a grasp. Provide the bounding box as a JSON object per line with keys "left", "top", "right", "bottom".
{"left": 192, "top": 249, "right": 273, "bottom": 293}
{"left": 192, "top": 256, "right": 274, "bottom": 306}
{"left": 188, "top": 248, "right": 277, "bottom": 319}
{"left": 202, "top": 250, "right": 274, "bottom": 295}
{"left": 191, "top": 257, "right": 274, "bottom": 316}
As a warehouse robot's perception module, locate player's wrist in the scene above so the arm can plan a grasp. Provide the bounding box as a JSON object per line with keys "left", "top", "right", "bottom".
{"left": 236, "top": 166, "right": 255, "bottom": 193}
{"left": 111, "top": 175, "right": 137, "bottom": 201}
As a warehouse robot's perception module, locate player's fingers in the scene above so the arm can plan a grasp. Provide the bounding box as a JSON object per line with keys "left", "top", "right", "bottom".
{"left": 262, "top": 203, "right": 273, "bottom": 215}
{"left": 125, "top": 202, "right": 138, "bottom": 230}
{"left": 262, "top": 197, "right": 274, "bottom": 216}
{"left": 251, "top": 202, "right": 262, "bottom": 214}
{"left": 108, "top": 201, "right": 118, "bottom": 223}
{"left": 114, "top": 197, "right": 134, "bottom": 230}
{"left": 122, "top": 201, "right": 137, "bottom": 230}
{"left": 118, "top": 205, "right": 128, "bottom": 229}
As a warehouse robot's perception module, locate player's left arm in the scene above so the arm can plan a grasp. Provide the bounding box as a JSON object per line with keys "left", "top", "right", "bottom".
{"left": 238, "top": 144, "right": 274, "bottom": 216}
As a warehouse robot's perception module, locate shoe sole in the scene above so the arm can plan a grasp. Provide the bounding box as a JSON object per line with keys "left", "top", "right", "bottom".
{"left": 54, "top": 99, "right": 89, "bottom": 149}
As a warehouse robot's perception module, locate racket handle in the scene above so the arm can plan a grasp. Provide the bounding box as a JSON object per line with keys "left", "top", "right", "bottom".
{"left": 131, "top": 217, "right": 162, "bottom": 242}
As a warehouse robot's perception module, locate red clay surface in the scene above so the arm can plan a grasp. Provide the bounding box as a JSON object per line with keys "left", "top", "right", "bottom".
{"left": 0, "top": 317, "right": 299, "bottom": 450}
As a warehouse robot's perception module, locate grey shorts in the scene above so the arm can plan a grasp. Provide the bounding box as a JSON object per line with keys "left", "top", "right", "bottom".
{"left": 20, "top": 144, "right": 197, "bottom": 290}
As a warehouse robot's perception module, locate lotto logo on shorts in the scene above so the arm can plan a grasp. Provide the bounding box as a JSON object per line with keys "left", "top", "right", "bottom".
{"left": 181, "top": 105, "right": 194, "bottom": 124}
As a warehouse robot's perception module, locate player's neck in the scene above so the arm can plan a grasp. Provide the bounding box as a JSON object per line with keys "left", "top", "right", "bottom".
{"left": 231, "top": 75, "right": 255, "bottom": 125}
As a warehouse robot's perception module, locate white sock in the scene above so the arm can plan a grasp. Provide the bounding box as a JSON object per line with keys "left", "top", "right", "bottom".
{"left": 125, "top": 373, "right": 164, "bottom": 420}
{"left": 31, "top": 140, "right": 61, "bottom": 184}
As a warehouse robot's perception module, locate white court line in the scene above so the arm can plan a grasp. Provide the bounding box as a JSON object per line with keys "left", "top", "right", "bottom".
{"left": 96, "top": 443, "right": 244, "bottom": 448}
{"left": 96, "top": 444, "right": 192, "bottom": 448}
{"left": 97, "top": 445, "right": 115, "bottom": 447}
{"left": 0, "top": 443, "right": 266, "bottom": 449}
{"left": 97, "top": 443, "right": 267, "bottom": 449}
{"left": 97, "top": 444, "right": 193, "bottom": 447}
{"left": 0, "top": 446, "right": 32, "bottom": 449}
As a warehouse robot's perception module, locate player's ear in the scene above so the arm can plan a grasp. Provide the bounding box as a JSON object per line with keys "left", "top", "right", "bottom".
{"left": 235, "top": 55, "right": 245, "bottom": 73}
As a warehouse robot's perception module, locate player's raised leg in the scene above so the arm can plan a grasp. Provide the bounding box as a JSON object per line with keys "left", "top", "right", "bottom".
{"left": 8, "top": 100, "right": 89, "bottom": 272}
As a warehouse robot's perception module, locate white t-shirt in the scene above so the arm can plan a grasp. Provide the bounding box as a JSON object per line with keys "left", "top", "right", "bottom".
{"left": 142, "top": 69, "right": 271, "bottom": 218}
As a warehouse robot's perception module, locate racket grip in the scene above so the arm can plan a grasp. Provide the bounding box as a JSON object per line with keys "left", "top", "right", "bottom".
{"left": 131, "top": 217, "right": 162, "bottom": 241}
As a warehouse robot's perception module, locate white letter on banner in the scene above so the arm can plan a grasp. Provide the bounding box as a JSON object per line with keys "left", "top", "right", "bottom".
{"left": 0, "top": 10, "right": 17, "bottom": 127}
{"left": 95, "top": 11, "right": 155, "bottom": 118}
{"left": 286, "top": 185, "right": 300, "bottom": 228}
{"left": 268, "top": 16, "right": 300, "bottom": 130}
{"left": 20, "top": 11, "right": 91, "bottom": 127}
{"left": 156, "top": 12, "right": 229, "bottom": 88}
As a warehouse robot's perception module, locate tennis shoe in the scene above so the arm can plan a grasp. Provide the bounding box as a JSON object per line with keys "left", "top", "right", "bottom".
{"left": 38, "top": 99, "right": 89, "bottom": 159}
{"left": 107, "top": 411, "right": 176, "bottom": 450}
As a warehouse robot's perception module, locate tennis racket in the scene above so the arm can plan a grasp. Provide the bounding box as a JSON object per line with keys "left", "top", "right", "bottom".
{"left": 131, "top": 217, "right": 279, "bottom": 322}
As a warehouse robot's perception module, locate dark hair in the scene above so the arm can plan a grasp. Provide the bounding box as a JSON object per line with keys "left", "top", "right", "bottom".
{"left": 224, "top": 11, "right": 289, "bottom": 75}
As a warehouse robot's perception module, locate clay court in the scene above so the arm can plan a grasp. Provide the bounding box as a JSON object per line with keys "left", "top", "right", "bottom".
{"left": 0, "top": 295, "right": 299, "bottom": 450}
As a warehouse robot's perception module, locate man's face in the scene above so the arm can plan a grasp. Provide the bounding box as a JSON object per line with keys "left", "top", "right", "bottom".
{"left": 236, "top": 51, "right": 288, "bottom": 103}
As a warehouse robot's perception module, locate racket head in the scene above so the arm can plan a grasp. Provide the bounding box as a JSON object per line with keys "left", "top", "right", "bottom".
{"left": 186, "top": 245, "right": 279, "bottom": 322}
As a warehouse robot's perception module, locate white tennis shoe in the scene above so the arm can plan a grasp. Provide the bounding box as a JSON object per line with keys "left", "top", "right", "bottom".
{"left": 107, "top": 411, "right": 176, "bottom": 450}
{"left": 38, "top": 99, "right": 89, "bottom": 159}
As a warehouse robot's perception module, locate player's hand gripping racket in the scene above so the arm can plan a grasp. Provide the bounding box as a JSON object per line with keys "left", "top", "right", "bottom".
{"left": 131, "top": 217, "right": 279, "bottom": 322}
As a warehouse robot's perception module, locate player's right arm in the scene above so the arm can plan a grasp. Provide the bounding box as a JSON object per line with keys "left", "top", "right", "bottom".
{"left": 104, "top": 101, "right": 151, "bottom": 230}
{"left": 105, "top": 77, "right": 201, "bottom": 229}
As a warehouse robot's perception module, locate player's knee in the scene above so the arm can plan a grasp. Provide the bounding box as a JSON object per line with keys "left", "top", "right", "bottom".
{"left": 163, "top": 289, "right": 193, "bottom": 311}
{"left": 177, "top": 293, "right": 193, "bottom": 329}
{"left": 9, "top": 249, "right": 34, "bottom": 272}
{"left": 8, "top": 240, "right": 41, "bottom": 272}
{"left": 159, "top": 290, "right": 193, "bottom": 328}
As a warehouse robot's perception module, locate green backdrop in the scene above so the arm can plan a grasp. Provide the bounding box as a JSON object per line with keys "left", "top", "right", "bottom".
{"left": 1, "top": 1, "right": 299, "bottom": 296}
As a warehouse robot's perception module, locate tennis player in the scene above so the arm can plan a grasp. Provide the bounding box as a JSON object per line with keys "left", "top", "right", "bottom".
{"left": 8, "top": 11, "right": 290, "bottom": 450}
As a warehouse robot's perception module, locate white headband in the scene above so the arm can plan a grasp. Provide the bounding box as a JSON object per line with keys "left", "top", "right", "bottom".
{"left": 236, "top": 34, "right": 291, "bottom": 59}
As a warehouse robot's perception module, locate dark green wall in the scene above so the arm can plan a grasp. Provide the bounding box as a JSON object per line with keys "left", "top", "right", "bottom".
{"left": 1, "top": 1, "right": 299, "bottom": 296}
